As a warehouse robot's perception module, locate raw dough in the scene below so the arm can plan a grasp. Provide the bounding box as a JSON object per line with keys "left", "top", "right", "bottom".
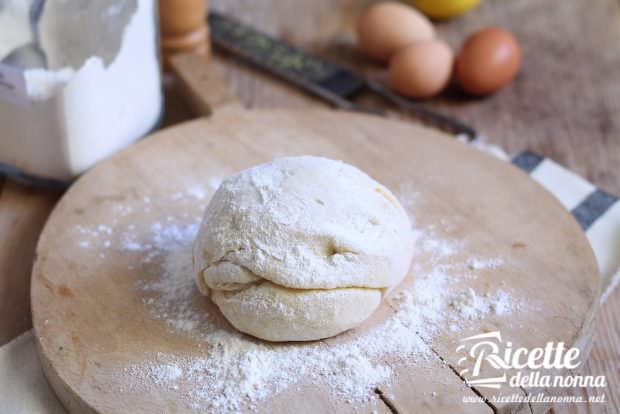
{"left": 193, "top": 156, "right": 414, "bottom": 341}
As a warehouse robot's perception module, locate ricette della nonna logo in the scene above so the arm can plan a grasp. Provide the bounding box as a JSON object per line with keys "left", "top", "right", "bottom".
{"left": 456, "top": 331, "right": 606, "bottom": 390}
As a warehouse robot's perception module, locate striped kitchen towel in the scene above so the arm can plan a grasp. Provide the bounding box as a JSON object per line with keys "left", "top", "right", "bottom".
{"left": 512, "top": 150, "right": 620, "bottom": 302}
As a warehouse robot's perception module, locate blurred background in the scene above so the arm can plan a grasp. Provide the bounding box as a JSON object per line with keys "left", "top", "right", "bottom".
{"left": 190, "top": 0, "right": 619, "bottom": 196}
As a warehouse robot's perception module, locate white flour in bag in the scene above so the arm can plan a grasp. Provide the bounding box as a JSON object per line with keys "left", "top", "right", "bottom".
{"left": 69, "top": 178, "right": 524, "bottom": 413}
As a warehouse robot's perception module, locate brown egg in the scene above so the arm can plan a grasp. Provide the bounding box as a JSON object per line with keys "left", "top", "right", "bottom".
{"left": 356, "top": 2, "right": 435, "bottom": 62}
{"left": 456, "top": 27, "right": 521, "bottom": 96}
{"left": 388, "top": 39, "right": 454, "bottom": 98}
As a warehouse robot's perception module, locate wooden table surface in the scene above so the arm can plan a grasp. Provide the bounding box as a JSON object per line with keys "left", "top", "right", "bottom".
{"left": 1, "top": 0, "right": 618, "bottom": 412}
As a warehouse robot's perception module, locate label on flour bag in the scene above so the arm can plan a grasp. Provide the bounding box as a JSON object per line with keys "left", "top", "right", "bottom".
{"left": 0, "top": 63, "right": 30, "bottom": 107}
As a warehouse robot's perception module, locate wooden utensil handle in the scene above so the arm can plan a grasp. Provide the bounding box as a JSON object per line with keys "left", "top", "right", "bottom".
{"left": 168, "top": 53, "right": 243, "bottom": 117}
{"left": 159, "top": 0, "right": 207, "bottom": 36}
{"left": 159, "top": 0, "right": 210, "bottom": 68}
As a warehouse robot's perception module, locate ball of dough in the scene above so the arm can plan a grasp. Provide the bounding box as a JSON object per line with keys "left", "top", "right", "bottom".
{"left": 193, "top": 156, "right": 414, "bottom": 341}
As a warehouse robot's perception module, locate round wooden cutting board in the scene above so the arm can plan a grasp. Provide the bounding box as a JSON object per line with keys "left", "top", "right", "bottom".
{"left": 31, "top": 107, "right": 599, "bottom": 413}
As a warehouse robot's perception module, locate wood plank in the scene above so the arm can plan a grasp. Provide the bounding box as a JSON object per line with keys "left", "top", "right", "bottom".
{"left": 209, "top": 0, "right": 620, "bottom": 195}
{"left": 0, "top": 181, "right": 59, "bottom": 346}
{"left": 565, "top": 287, "right": 620, "bottom": 413}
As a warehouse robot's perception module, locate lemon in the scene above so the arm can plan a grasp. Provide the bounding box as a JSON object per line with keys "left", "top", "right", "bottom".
{"left": 411, "top": 0, "right": 481, "bottom": 19}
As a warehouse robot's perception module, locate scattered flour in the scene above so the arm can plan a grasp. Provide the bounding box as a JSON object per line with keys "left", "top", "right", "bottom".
{"left": 467, "top": 257, "right": 504, "bottom": 270}
{"left": 150, "top": 363, "right": 183, "bottom": 383}
{"left": 70, "top": 179, "right": 523, "bottom": 412}
{"left": 450, "top": 288, "right": 515, "bottom": 319}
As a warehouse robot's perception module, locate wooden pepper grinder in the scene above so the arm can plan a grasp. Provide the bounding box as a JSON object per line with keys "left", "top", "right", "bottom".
{"left": 159, "top": 0, "right": 210, "bottom": 68}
